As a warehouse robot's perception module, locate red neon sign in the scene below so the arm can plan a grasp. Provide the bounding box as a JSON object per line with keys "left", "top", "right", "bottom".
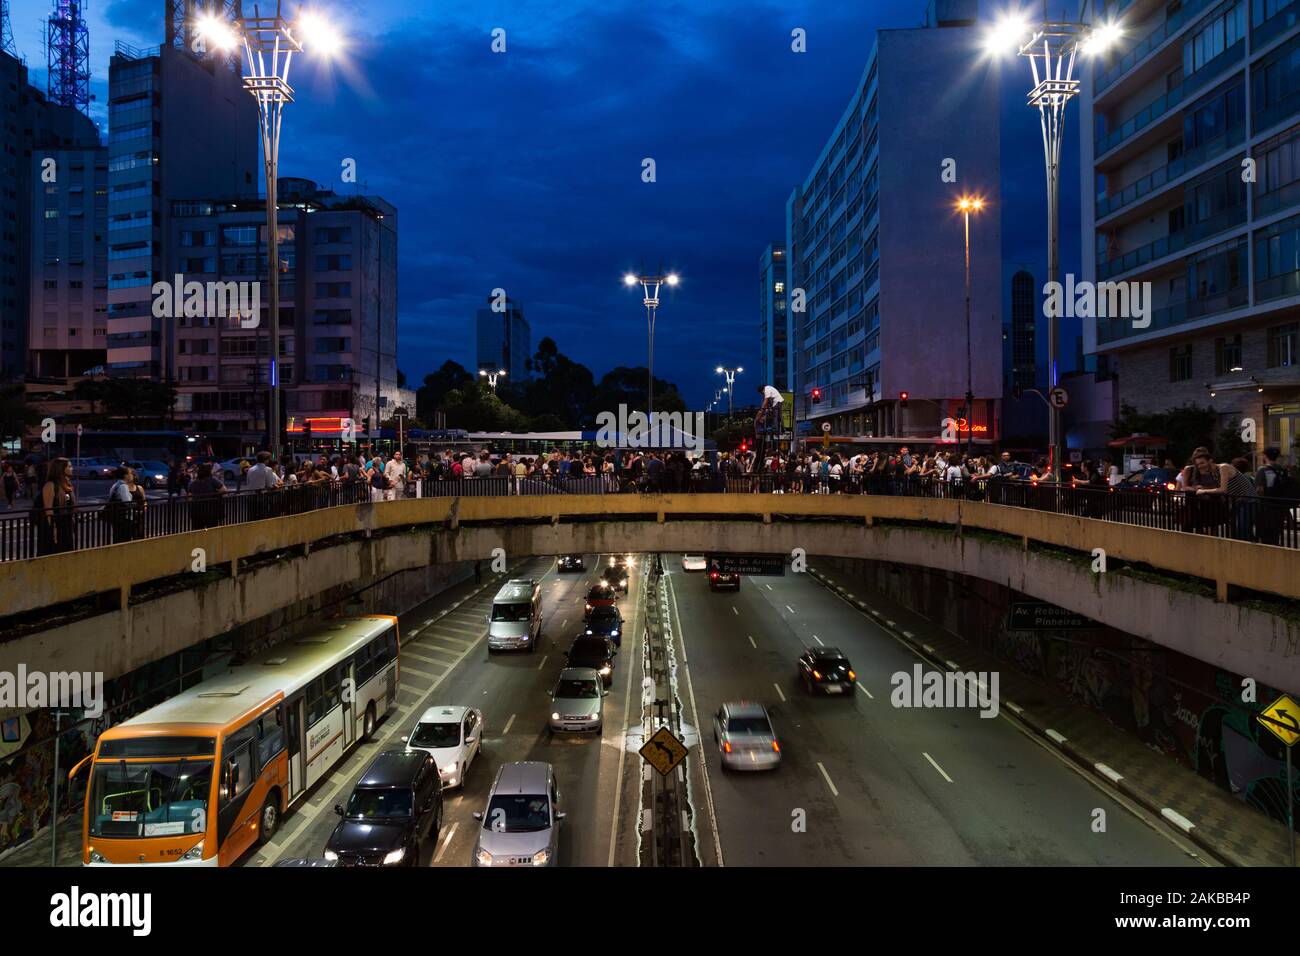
{"left": 285, "top": 416, "right": 347, "bottom": 434}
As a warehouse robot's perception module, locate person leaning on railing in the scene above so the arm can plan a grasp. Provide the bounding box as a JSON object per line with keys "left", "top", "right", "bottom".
{"left": 189, "top": 462, "right": 226, "bottom": 531}
{"left": 35, "top": 456, "right": 76, "bottom": 555}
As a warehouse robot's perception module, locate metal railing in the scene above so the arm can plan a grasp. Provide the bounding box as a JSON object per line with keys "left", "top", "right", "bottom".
{"left": 2, "top": 472, "right": 1296, "bottom": 563}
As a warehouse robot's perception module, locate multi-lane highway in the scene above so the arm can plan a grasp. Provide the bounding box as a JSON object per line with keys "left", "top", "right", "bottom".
{"left": 247, "top": 552, "right": 1204, "bottom": 867}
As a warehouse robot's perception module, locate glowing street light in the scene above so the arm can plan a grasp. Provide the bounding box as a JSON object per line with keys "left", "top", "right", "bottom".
{"left": 623, "top": 268, "right": 680, "bottom": 418}
{"left": 479, "top": 368, "right": 507, "bottom": 391}
{"left": 716, "top": 365, "right": 743, "bottom": 420}
{"left": 193, "top": 3, "right": 342, "bottom": 463}
{"left": 984, "top": 7, "right": 1121, "bottom": 480}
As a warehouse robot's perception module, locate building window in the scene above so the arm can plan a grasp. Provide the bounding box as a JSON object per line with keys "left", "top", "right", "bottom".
{"left": 1184, "top": 2, "right": 1245, "bottom": 76}
{"left": 1214, "top": 333, "right": 1244, "bottom": 374}
{"left": 1268, "top": 321, "right": 1298, "bottom": 367}
{"left": 315, "top": 282, "right": 351, "bottom": 298}
{"left": 314, "top": 254, "right": 352, "bottom": 271}
{"left": 1170, "top": 344, "right": 1193, "bottom": 381}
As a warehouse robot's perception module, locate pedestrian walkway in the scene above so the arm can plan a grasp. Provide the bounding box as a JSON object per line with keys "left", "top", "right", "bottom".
{"left": 811, "top": 563, "right": 1297, "bottom": 867}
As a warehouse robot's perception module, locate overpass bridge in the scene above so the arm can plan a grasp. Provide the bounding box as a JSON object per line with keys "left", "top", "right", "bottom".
{"left": 2, "top": 483, "right": 1298, "bottom": 697}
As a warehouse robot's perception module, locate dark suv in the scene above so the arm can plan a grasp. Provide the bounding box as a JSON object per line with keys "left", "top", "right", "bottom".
{"left": 796, "top": 648, "right": 856, "bottom": 696}
{"left": 325, "top": 750, "right": 442, "bottom": 866}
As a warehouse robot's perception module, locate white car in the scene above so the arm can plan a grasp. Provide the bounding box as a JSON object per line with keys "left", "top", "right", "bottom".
{"left": 218, "top": 456, "right": 251, "bottom": 482}
{"left": 406, "top": 705, "right": 484, "bottom": 790}
{"left": 682, "top": 554, "right": 707, "bottom": 572}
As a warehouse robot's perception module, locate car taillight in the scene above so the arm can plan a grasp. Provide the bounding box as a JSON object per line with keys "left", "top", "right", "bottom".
{"left": 812, "top": 670, "right": 822, "bottom": 679}
{"left": 710, "top": 572, "right": 718, "bottom": 579}
{"left": 771, "top": 741, "right": 780, "bottom": 753}
{"left": 1165, "top": 482, "right": 1176, "bottom": 491}
{"left": 847, "top": 670, "right": 856, "bottom": 681}
{"left": 722, "top": 741, "right": 733, "bottom": 753}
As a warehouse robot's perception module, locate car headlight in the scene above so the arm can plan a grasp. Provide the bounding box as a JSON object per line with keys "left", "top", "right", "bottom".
{"left": 620, "top": 579, "right": 627, "bottom": 587}
{"left": 532, "top": 848, "right": 551, "bottom": 866}
{"left": 599, "top": 665, "right": 612, "bottom": 675}
{"left": 552, "top": 711, "right": 561, "bottom": 720}
{"left": 441, "top": 763, "right": 458, "bottom": 775}
{"left": 382, "top": 847, "right": 406, "bottom": 865}
{"left": 610, "top": 629, "right": 619, "bottom": 636}
{"left": 585, "top": 629, "right": 593, "bottom": 635}
{"left": 323, "top": 849, "right": 339, "bottom": 862}
{"left": 475, "top": 847, "right": 493, "bottom": 866}
{"left": 180, "top": 840, "right": 204, "bottom": 862}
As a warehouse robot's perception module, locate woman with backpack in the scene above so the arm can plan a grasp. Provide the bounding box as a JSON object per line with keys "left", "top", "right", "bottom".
{"left": 37, "top": 457, "right": 76, "bottom": 554}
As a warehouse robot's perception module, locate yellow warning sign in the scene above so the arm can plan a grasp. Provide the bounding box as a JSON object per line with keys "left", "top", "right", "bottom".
{"left": 1259, "top": 693, "right": 1300, "bottom": 748}
{"left": 639, "top": 726, "right": 688, "bottom": 776}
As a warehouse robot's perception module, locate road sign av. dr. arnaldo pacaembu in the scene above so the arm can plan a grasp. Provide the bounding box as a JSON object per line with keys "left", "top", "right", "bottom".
{"left": 639, "top": 726, "right": 688, "bottom": 776}
{"left": 706, "top": 553, "right": 786, "bottom": 576}
{"left": 1259, "top": 693, "right": 1300, "bottom": 747}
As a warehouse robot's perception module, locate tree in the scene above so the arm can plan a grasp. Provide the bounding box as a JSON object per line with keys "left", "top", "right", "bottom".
{"left": 416, "top": 360, "right": 473, "bottom": 423}
{"left": 397, "top": 368, "right": 407, "bottom": 389}
{"left": 0, "top": 383, "right": 40, "bottom": 446}
{"left": 585, "top": 366, "right": 688, "bottom": 424}
{"left": 711, "top": 415, "right": 755, "bottom": 452}
{"left": 441, "top": 381, "right": 532, "bottom": 431}
{"left": 74, "top": 378, "right": 176, "bottom": 429}
{"left": 522, "top": 337, "right": 595, "bottom": 426}
{"left": 1111, "top": 402, "right": 1222, "bottom": 468}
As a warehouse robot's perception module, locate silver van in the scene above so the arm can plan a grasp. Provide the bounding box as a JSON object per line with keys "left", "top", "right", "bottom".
{"left": 486, "top": 578, "right": 542, "bottom": 652}
{"left": 471, "top": 761, "right": 563, "bottom": 867}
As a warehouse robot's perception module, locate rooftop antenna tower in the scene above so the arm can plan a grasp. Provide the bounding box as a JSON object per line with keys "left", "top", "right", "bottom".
{"left": 1, "top": 0, "right": 18, "bottom": 57}
{"left": 46, "top": 0, "right": 90, "bottom": 113}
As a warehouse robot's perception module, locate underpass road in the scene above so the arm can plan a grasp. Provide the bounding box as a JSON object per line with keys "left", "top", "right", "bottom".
{"left": 667, "top": 558, "right": 1204, "bottom": 867}
{"left": 246, "top": 554, "right": 644, "bottom": 867}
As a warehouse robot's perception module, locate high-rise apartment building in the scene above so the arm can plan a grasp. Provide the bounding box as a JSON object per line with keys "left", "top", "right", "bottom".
{"left": 759, "top": 242, "right": 790, "bottom": 392}
{"left": 168, "top": 178, "right": 400, "bottom": 441}
{"left": 785, "top": 0, "right": 1002, "bottom": 444}
{"left": 476, "top": 295, "right": 530, "bottom": 383}
{"left": 105, "top": 40, "right": 256, "bottom": 381}
{"left": 1083, "top": 0, "right": 1300, "bottom": 460}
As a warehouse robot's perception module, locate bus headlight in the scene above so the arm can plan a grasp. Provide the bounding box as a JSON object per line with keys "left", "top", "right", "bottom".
{"left": 323, "top": 849, "right": 339, "bottom": 862}
{"left": 180, "top": 841, "right": 204, "bottom": 862}
{"left": 382, "top": 847, "right": 406, "bottom": 865}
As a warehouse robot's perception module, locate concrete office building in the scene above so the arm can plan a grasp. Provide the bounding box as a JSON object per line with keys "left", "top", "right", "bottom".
{"left": 1083, "top": 0, "right": 1300, "bottom": 461}
{"left": 168, "top": 178, "right": 401, "bottom": 442}
{"left": 785, "top": 0, "right": 1002, "bottom": 445}
{"left": 27, "top": 144, "right": 108, "bottom": 379}
{"left": 476, "top": 295, "right": 530, "bottom": 383}
{"left": 105, "top": 39, "right": 256, "bottom": 381}
{"left": 759, "top": 242, "right": 791, "bottom": 393}
{"left": 1, "top": 48, "right": 101, "bottom": 379}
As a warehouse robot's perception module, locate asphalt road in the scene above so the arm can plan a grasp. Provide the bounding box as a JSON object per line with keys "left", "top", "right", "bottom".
{"left": 248, "top": 553, "right": 645, "bottom": 867}
{"left": 668, "top": 562, "right": 1205, "bottom": 867}
{"left": 243, "top": 551, "right": 1205, "bottom": 868}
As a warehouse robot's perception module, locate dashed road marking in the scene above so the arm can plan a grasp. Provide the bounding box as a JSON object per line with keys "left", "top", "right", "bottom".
{"left": 434, "top": 822, "right": 458, "bottom": 863}
{"left": 747, "top": 635, "right": 756, "bottom": 649}
{"left": 502, "top": 713, "right": 516, "bottom": 735}
{"left": 773, "top": 683, "right": 786, "bottom": 702}
{"left": 856, "top": 682, "right": 873, "bottom": 700}
{"left": 817, "top": 761, "right": 839, "bottom": 797}
{"left": 922, "top": 752, "right": 953, "bottom": 783}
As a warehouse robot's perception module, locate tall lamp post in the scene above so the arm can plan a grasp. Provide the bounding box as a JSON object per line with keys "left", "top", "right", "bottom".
{"left": 985, "top": 9, "right": 1121, "bottom": 480}
{"left": 623, "top": 269, "right": 679, "bottom": 420}
{"left": 716, "top": 365, "right": 742, "bottom": 421}
{"left": 197, "top": 5, "right": 341, "bottom": 463}
{"left": 479, "top": 368, "right": 506, "bottom": 391}
{"left": 956, "top": 197, "right": 984, "bottom": 462}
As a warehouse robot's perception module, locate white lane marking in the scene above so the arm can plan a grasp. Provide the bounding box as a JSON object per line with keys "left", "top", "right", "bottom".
{"left": 816, "top": 761, "right": 839, "bottom": 797}
{"left": 666, "top": 570, "right": 724, "bottom": 867}
{"left": 773, "top": 683, "right": 786, "bottom": 702}
{"left": 1161, "top": 808, "right": 1195, "bottom": 833}
{"left": 885, "top": 620, "right": 895, "bottom": 627}
{"left": 785, "top": 605, "right": 795, "bottom": 614}
{"left": 944, "top": 659, "right": 960, "bottom": 670}
{"left": 562, "top": 618, "right": 568, "bottom": 628}
{"left": 922, "top": 644, "right": 936, "bottom": 653}
{"left": 922, "top": 752, "right": 953, "bottom": 783}
{"left": 765, "top": 584, "right": 773, "bottom": 590}
{"left": 1095, "top": 762, "right": 1123, "bottom": 784}
{"left": 856, "top": 682, "right": 873, "bottom": 700}
{"left": 812, "top": 634, "right": 824, "bottom": 646}
{"left": 1045, "top": 729, "right": 1068, "bottom": 745}
{"left": 902, "top": 630, "right": 914, "bottom": 639}
{"left": 870, "top": 610, "right": 881, "bottom": 617}
{"left": 408, "top": 627, "right": 423, "bottom": 637}
{"left": 1005, "top": 701, "right": 1023, "bottom": 716}
{"left": 502, "top": 713, "right": 516, "bottom": 735}
{"left": 607, "top": 570, "right": 645, "bottom": 868}
{"left": 433, "top": 821, "right": 458, "bottom": 863}
{"left": 422, "top": 619, "right": 433, "bottom": 626}
{"left": 538, "top": 654, "right": 548, "bottom": 671}
{"left": 747, "top": 635, "right": 756, "bottom": 649}
{"left": 398, "top": 663, "right": 437, "bottom": 679}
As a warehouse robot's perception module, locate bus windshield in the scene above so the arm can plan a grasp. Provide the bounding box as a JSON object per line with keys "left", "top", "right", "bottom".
{"left": 89, "top": 759, "right": 213, "bottom": 838}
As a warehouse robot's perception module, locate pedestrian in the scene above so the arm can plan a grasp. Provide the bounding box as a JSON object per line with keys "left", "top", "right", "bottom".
{"left": 34, "top": 456, "right": 76, "bottom": 555}
{"left": 474, "top": 559, "right": 483, "bottom": 585}
{"left": 384, "top": 451, "right": 407, "bottom": 501}
{"left": 1255, "top": 447, "right": 1296, "bottom": 546}
{"left": 189, "top": 462, "right": 226, "bottom": 530}
{"left": 1188, "top": 448, "right": 1255, "bottom": 539}
{"left": 1, "top": 462, "right": 17, "bottom": 509}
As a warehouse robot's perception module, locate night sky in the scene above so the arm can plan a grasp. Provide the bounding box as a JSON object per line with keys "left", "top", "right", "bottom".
{"left": 11, "top": 0, "right": 1083, "bottom": 406}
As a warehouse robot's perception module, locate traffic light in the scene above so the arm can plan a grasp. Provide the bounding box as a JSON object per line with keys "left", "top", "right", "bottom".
{"left": 811, "top": 387, "right": 822, "bottom": 404}
{"left": 361, "top": 416, "right": 371, "bottom": 436}
{"left": 899, "top": 391, "right": 909, "bottom": 408}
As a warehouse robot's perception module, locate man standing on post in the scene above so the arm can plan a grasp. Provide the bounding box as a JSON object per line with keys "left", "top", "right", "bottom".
{"left": 384, "top": 450, "right": 407, "bottom": 501}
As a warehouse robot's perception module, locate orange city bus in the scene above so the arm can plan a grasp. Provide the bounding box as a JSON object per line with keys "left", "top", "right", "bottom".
{"left": 68, "top": 615, "right": 400, "bottom": 866}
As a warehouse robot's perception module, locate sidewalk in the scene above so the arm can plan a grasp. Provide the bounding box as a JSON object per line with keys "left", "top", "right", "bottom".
{"left": 810, "top": 563, "right": 1297, "bottom": 868}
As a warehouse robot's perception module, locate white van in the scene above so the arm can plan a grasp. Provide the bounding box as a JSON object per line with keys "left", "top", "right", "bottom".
{"left": 487, "top": 579, "right": 543, "bottom": 653}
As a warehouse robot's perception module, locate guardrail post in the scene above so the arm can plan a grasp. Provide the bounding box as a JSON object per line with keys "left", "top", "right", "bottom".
{"left": 1216, "top": 577, "right": 1229, "bottom": 603}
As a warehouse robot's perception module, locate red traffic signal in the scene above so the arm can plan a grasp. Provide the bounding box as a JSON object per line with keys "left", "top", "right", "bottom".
{"left": 899, "top": 391, "right": 909, "bottom": 408}
{"left": 811, "top": 387, "right": 822, "bottom": 403}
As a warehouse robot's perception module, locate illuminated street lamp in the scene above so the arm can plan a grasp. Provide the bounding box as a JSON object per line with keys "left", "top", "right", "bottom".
{"left": 956, "top": 196, "right": 984, "bottom": 461}
{"left": 716, "top": 364, "right": 742, "bottom": 420}
{"left": 985, "top": 7, "right": 1121, "bottom": 480}
{"left": 479, "top": 368, "right": 507, "bottom": 391}
{"left": 623, "top": 269, "right": 680, "bottom": 419}
{"left": 195, "top": 3, "right": 342, "bottom": 462}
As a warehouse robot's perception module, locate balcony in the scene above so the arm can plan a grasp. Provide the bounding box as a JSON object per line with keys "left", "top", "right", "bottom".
{"left": 1256, "top": 266, "right": 1300, "bottom": 302}
{"left": 1254, "top": 0, "right": 1300, "bottom": 49}
{"left": 1096, "top": 83, "right": 1186, "bottom": 157}
{"left": 1094, "top": 0, "right": 1220, "bottom": 94}
{"left": 1096, "top": 123, "right": 1245, "bottom": 219}
{"left": 1097, "top": 285, "right": 1248, "bottom": 344}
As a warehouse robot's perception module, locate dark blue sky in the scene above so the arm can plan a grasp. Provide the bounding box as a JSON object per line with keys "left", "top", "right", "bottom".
{"left": 12, "top": 0, "right": 1082, "bottom": 406}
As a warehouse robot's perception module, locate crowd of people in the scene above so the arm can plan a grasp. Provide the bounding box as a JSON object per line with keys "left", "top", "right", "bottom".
{"left": 2, "top": 440, "right": 1295, "bottom": 558}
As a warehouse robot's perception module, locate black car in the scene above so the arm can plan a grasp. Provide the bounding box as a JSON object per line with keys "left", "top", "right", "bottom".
{"left": 583, "top": 582, "right": 618, "bottom": 621}
{"left": 326, "top": 750, "right": 442, "bottom": 866}
{"left": 558, "top": 554, "right": 585, "bottom": 572}
{"left": 584, "top": 604, "right": 624, "bottom": 646}
{"left": 797, "top": 648, "right": 856, "bottom": 696}
{"left": 601, "top": 565, "right": 629, "bottom": 593}
{"left": 565, "top": 635, "right": 617, "bottom": 687}
{"left": 708, "top": 565, "right": 740, "bottom": 591}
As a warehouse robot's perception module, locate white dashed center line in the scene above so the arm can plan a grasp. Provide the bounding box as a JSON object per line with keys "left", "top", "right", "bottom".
{"left": 856, "top": 682, "right": 873, "bottom": 700}
{"left": 922, "top": 752, "right": 953, "bottom": 783}
{"left": 537, "top": 654, "right": 548, "bottom": 670}
{"left": 502, "top": 713, "right": 515, "bottom": 735}
{"left": 433, "top": 822, "right": 458, "bottom": 863}
{"left": 817, "top": 761, "right": 839, "bottom": 797}
{"left": 773, "top": 683, "right": 786, "bottom": 702}
{"left": 747, "top": 635, "right": 756, "bottom": 649}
